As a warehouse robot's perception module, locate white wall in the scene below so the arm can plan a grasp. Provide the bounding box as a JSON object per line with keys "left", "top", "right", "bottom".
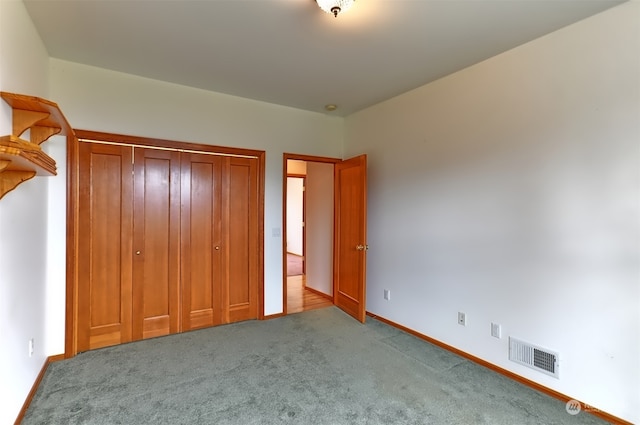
{"left": 286, "top": 177, "right": 304, "bottom": 256}
{"left": 306, "top": 162, "right": 334, "bottom": 295}
{"left": 0, "top": 1, "right": 53, "bottom": 423}
{"left": 344, "top": 2, "right": 639, "bottom": 423}
{"left": 44, "top": 136, "right": 67, "bottom": 356}
{"left": 49, "top": 59, "right": 344, "bottom": 317}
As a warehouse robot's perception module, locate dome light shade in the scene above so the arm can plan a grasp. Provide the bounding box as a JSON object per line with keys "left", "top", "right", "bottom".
{"left": 316, "top": 0, "right": 355, "bottom": 17}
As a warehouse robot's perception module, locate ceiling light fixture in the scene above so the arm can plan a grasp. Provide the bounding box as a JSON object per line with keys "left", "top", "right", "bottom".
{"left": 316, "top": 0, "right": 355, "bottom": 18}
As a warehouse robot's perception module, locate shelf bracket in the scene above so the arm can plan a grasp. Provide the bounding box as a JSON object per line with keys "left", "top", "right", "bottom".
{"left": 0, "top": 170, "right": 37, "bottom": 200}
{"left": 31, "top": 125, "right": 62, "bottom": 145}
{"left": 0, "top": 91, "right": 76, "bottom": 200}
{"left": 13, "top": 109, "right": 50, "bottom": 138}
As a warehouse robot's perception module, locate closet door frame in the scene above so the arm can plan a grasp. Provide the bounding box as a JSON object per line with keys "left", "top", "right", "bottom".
{"left": 66, "top": 130, "right": 265, "bottom": 357}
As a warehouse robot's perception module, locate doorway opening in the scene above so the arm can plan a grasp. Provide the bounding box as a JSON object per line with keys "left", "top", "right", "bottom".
{"left": 282, "top": 153, "right": 368, "bottom": 322}
{"left": 283, "top": 155, "right": 338, "bottom": 314}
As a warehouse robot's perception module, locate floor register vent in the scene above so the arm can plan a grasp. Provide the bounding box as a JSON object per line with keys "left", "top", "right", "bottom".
{"left": 509, "top": 337, "right": 559, "bottom": 379}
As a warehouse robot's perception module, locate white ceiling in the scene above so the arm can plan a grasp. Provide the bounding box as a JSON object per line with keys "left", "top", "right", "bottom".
{"left": 24, "top": 0, "right": 624, "bottom": 116}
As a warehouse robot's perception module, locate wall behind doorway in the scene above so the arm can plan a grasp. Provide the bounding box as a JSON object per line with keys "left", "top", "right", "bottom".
{"left": 286, "top": 177, "right": 304, "bottom": 256}
{"left": 305, "top": 162, "right": 334, "bottom": 296}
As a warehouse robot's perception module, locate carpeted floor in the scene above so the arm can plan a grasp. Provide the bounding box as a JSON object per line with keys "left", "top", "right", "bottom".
{"left": 23, "top": 308, "right": 609, "bottom": 424}
{"left": 287, "top": 253, "right": 303, "bottom": 276}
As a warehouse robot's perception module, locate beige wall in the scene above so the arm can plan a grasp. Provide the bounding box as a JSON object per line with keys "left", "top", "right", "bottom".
{"left": 344, "top": 2, "right": 639, "bottom": 422}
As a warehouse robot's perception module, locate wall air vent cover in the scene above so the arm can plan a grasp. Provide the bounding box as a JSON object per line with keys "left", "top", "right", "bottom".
{"left": 509, "top": 337, "right": 559, "bottom": 379}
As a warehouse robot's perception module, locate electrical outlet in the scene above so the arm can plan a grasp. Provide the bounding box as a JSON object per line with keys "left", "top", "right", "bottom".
{"left": 491, "top": 323, "right": 501, "bottom": 338}
{"left": 458, "top": 312, "right": 466, "bottom": 326}
{"left": 383, "top": 289, "right": 391, "bottom": 301}
{"left": 28, "top": 338, "right": 34, "bottom": 357}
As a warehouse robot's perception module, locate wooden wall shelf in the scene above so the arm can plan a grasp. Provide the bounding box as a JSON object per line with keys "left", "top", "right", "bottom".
{"left": 0, "top": 92, "right": 75, "bottom": 200}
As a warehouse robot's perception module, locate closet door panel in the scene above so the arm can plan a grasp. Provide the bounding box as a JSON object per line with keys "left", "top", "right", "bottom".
{"left": 78, "top": 142, "right": 133, "bottom": 351}
{"left": 133, "top": 148, "right": 181, "bottom": 340}
{"left": 181, "top": 153, "right": 223, "bottom": 330}
{"left": 225, "top": 157, "right": 259, "bottom": 323}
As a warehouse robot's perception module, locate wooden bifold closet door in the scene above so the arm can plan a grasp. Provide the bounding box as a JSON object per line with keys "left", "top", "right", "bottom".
{"left": 180, "top": 152, "right": 224, "bottom": 330}
{"left": 132, "top": 148, "right": 181, "bottom": 340}
{"left": 78, "top": 143, "right": 133, "bottom": 350}
{"left": 78, "top": 140, "right": 259, "bottom": 352}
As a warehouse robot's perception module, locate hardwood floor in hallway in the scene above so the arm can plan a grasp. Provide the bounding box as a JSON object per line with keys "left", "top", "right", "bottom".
{"left": 287, "top": 275, "right": 333, "bottom": 314}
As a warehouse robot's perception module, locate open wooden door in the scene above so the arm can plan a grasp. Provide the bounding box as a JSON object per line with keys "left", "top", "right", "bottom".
{"left": 334, "top": 154, "right": 367, "bottom": 322}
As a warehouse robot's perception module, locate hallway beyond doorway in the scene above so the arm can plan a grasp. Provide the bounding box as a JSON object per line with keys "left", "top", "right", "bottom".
{"left": 287, "top": 275, "right": 332, "bottom": 314}
{"left": 287, "top": 253, "right": 303, "bottom": 276}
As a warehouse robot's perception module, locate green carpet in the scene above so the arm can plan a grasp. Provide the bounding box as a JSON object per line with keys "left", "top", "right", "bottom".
{"left": 23, "top": 307, "right": 608, "bottom": 424}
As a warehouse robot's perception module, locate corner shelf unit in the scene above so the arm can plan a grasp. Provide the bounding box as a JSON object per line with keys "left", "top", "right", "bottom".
{"left": 0, "top": 92, "right": 75, "bottom": 200}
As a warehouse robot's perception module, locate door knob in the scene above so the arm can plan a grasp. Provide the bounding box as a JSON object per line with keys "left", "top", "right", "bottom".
{"left": 356, "top": 244, "right": 369, "bottom": 251}
{"left": 215, "top": 246, "right": 220, "bottom": 251}
{"left": 135, "top": 250, "right": 141, "bottom": 255}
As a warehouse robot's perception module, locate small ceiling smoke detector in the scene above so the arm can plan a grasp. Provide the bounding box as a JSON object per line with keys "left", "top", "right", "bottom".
{"left": 316, "top": 0, "right": 355, "bottom": 18}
